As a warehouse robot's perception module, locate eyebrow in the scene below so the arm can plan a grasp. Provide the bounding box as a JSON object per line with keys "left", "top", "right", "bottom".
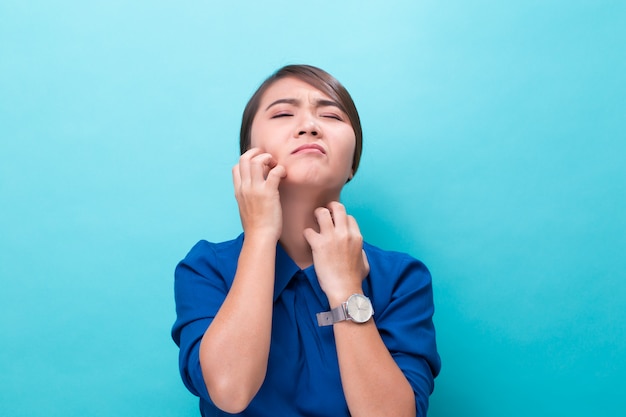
{"left": 264, "top": 98, "right": 342, "bottom": 111}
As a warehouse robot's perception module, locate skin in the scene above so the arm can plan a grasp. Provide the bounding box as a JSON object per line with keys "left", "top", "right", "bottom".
{"left": 199, "top": 77, "right": 416, "bottom": 416}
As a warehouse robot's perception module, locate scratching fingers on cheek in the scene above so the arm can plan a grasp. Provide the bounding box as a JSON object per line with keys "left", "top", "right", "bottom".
{"left": 238, "top": 154, "right": 257, "bottom": 184}
{"left": 249, "top": 154, "right": 269, "bottom": 182}
{"left": 242, "top": 147, "right": 262, "bottom": 158}
{"left": 250, "top": 153, "right": 280, "bottom": 180}
{"left": 238, "top": 161, "right": 249, "bottom": 184}
{"left": 266, "top": 164, "right": 286, "bottom": 188}
{"left": 238, "top": 148, "right": 265, "bottom": 178}
{"left": 262, "top": 156, "right": 280, "bottom": 180}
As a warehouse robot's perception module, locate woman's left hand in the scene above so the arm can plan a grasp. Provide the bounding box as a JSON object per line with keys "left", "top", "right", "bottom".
{"left": 303, "top": 201, "right": 370, "bottom": 307}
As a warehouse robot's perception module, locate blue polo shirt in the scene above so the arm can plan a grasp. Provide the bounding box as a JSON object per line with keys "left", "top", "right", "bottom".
{"left": 172, "top": 234, "right": 440, "bottom": 416}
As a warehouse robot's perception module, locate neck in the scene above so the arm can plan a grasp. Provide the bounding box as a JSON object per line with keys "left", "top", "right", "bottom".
{"left": 278, "top": 185, "right": 341, "bottom": 269}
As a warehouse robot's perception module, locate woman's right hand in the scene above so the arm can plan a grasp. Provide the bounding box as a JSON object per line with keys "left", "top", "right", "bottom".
{"left": 232, "top": 148, "right": 286, "bottom": 241}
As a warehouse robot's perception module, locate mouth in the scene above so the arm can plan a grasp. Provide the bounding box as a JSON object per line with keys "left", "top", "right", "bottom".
{"left": 291, "top": 143, "right": 326, "bottom": 155}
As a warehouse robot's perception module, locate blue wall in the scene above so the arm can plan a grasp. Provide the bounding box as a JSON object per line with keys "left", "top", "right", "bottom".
{"left": 1, "top": 1, "right": 624, "bottom": 416}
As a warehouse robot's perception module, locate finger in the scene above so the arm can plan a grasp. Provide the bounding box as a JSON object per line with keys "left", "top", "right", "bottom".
{"left": 241, "top": 147, "right": 263, "bottom": 158}
{"left": 346, "top": 214, "right": 362, "bottom": 235}
{"left": 314, "top": 207, "right": 334, "bottom": 232}
{"left": 327, "top": 201, "right": 348, "bottom": 230}
{"left": 302, "top": 227, "right": 319, "bottom": 246}
{"left": 232, "top": 163, "right": 242, "bottom": 191}
{"left": 265, "top": 164, "right": 286, "bottom": 189}
{"left": 264, "top": 156, "right": 278, "bottom": 179}
{"left": 238, "top": 148, "right": 264, "bottom": 183}
{"left": 238, "top": 150, "right": 256, "bottom": 184}
{"left": 250, "top": 153, "right": 275, "bottom": 184}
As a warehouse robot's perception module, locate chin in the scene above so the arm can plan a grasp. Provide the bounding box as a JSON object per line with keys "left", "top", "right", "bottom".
{"left": 282, "top": 164, "right": 349, "bottom": 190}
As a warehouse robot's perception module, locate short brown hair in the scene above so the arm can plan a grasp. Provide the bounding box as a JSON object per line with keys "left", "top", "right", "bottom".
{"left": 239, "top": 64, "right": 363, "bottom": 176}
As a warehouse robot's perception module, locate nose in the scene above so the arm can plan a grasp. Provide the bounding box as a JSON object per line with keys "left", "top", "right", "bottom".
{"left": 295, "top": 118, "right": 321, "bottom": 137}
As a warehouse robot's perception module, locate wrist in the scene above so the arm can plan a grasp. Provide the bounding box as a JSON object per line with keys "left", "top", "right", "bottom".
{"left": 243, "top": 229, "right": 280, "bottom": 245}
{"left": 326, "top": 288, "right": 364, "bottom": 309}
{"left": 317, "top": 293, "right": 374, "bottom": 327}
{"left": 241, "top": 232, "right": 280, "bottom": 258}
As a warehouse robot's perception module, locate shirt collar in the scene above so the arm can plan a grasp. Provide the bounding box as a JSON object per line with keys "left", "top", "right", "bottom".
{"left": 274, "top": 243, "right": 329, "bottom": 308}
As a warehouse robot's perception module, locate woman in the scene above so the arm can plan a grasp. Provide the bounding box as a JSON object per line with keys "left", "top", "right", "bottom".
{"left": 172, "top": 65, "right": 441, "bottom": 417}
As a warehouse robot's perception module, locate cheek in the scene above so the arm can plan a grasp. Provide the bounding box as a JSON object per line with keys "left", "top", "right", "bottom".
{"left": 249, "top": 125, "right": 280, "bottom": 155}
{"left": 249, "top": 120, "right": 266, "bottom": 150}
{"left": 249, "top": 111, "right": 276, "bottom": 149}
{"left": 248, "top": 122, "right": 259, "bottom": 149}
{"left": 250, "top": 134, "right": 269, "bottom": 152}
{"left": 340, "top": 132, "right": 357, "bottom": 164}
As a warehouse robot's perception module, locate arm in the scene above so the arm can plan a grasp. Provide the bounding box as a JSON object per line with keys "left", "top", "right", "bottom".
{"left": 199, "top": 148, "right": 285, "bottom": 413}
{"left": 303, "top": 202, "right": 416, "bottom": 417}
{"left": 334, "top": 320, "right": 416, "bottom": 417}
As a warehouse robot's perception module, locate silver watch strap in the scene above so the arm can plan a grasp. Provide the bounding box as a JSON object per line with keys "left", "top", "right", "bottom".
{"left": 316, "top": 304, "right": 347, "bottom": 326}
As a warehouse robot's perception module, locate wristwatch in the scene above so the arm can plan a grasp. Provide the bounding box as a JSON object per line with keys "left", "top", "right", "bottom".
{"left": 316, "top": 293, "right": 374, "bottom": 327}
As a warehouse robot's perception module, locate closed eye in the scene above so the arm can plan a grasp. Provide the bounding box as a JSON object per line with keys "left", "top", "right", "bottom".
{"left": 271, "top": 113, "right": 293, "bottom": 119}
{"left": 321, "top": 113, "right": 343, "bottom": 121}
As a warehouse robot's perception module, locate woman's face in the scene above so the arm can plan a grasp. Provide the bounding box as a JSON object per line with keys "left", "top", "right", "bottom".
{"left": 250, "top": 77, "right": 356, "bottom": 192}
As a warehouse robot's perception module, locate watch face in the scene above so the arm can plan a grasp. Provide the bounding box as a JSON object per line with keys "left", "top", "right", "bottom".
{"left": 346, "top": 294, "right": 373, "bottom": 323}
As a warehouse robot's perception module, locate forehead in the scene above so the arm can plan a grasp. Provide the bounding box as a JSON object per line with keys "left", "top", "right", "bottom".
{"left": 259, "top": 77, "right": 332, "bottom": 105}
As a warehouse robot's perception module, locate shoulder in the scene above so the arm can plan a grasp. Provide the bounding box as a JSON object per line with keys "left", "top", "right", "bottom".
{"left": 176, "top": 234, "right": 244, "bottom": 278}
{"left": 363, "top": 241, "right": 430, "bottom": 279}
{"left": 184, "top": 234, "right": 243, "bottom": 258}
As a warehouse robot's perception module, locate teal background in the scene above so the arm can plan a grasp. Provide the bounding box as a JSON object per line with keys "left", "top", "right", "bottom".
{"left": 1, "top": 1, "right": 624, "bottom": 416}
